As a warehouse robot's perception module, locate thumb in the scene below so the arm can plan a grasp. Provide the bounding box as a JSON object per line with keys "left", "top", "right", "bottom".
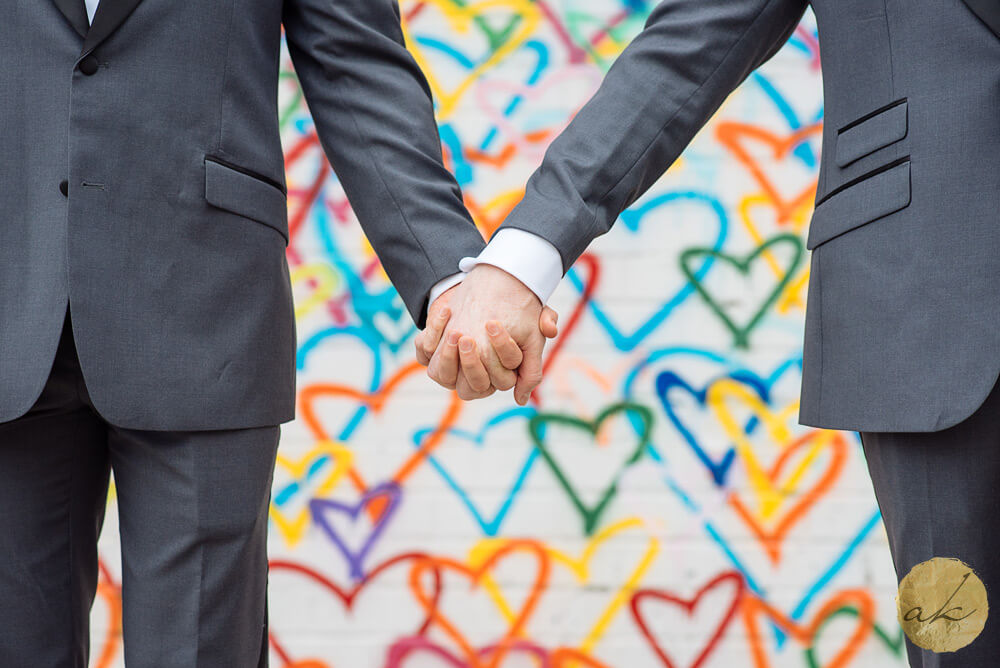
{"left": 514, "top": 332, "right": 545, "bottom": 406}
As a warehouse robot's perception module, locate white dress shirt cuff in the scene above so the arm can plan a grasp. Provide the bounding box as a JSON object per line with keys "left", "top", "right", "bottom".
{"left": 428, "top": 272, "right": 466, "bottom": 310}
{"left": 458, "top": 228, "right": 563, "bottom": 305}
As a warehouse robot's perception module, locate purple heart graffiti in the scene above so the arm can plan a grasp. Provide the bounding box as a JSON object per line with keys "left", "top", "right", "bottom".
{"left": 309, "top": 481, "right": 403, "bottom": 580}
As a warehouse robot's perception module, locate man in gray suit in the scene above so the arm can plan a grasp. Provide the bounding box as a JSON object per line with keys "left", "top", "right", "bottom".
{"left": 418, "top": 0, "right": 1000, "bottom": 665}
{"left": 0, "top": 0, "right": 552, "bottom": 665}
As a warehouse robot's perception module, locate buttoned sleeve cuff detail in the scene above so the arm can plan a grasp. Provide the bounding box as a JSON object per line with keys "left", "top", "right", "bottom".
{"left": 457, "top": 228, "right": 564, "bottom": 305}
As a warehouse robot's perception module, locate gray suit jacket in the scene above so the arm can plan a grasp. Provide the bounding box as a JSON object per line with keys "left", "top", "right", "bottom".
{"left": 499, "top": 0, "right": 1000, "bottom": 433}
{"left": 1, "top": 0, "right": 486, "bottom": 430}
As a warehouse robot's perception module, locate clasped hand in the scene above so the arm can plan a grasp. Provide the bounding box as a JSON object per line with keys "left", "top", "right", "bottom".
{"left": 414, "top": 264, "right": 558, "bottom": 404}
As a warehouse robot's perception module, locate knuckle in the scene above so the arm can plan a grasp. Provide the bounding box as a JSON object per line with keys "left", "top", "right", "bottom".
{"left": 504, "top": 355, "right": 523, "bottom": 370}
{"left": 495, "top": 377, "right": 515, "bottom": 391}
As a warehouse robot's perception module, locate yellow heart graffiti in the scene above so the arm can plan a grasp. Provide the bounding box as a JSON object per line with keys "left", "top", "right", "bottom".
{"left": 290, "top": 263, "right": 342, "bottom": 320}
{"left": 708, "top": 379, "right": 836, "bottom": 520}
{"left": 269, "top": 440, "right": 354, "bottom": 547}
{"left": 401, "top": 0, "right": 541, "bottom": 119}
{"left": 470, "top": 517, "right": 660, "bottom": 654}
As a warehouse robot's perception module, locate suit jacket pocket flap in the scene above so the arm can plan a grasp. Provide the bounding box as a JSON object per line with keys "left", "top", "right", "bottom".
{"left": 835, "top": 99, "right": 908, "bottom": 167}
{"left": 204, "top": 157, "right": 289, "bottom": 244}
{"left": 805, "top": 159, "right": 910, "bottom": 250}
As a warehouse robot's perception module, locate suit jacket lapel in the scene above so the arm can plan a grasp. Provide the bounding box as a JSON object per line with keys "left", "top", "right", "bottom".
{"left": 52, "top": 0, "right": 89, "bottom": 38}
{"left": 81, "top": 0, "right": 145, "bottom": 57}
{"left": 962, "top": 0, "right": 1000, "bottom": 38}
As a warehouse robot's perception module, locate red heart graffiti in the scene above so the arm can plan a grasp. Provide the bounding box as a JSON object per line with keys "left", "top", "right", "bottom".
{"left": 630, "top": 571, "right": 746, "bottom": 668}
{"left": 268, "top": 553, "right": 444, "bottom": 667}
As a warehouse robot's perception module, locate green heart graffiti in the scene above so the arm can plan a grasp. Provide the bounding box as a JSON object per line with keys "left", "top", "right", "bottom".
{"left": 425, "top": 0, "right": 526, "bottom": 52}
{"left": 680, "top": 232, "right": 804, "bottom": 349}
{"left": 467, "top": 5, "right": 524, "bottom": 50}
{"left": 804, "top": 604, "right": 906, "bottom": 666}
{"left": 529, "top": 402, "right": 652, "bottom": 535}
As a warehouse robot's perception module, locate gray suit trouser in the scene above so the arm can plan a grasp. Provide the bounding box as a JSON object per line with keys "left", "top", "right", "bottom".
{"left": 0, "top": 301, "right": 279, "bottom": 667}
{"left": 861, "top": 372, "right": 1000, "bottom": 667}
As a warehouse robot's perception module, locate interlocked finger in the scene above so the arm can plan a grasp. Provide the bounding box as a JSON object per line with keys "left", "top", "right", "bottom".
{"left": 486, "top": 321, "right": 523, "bottom": 371}
{"left": 416, "top": 306, "right": 451, "bottom": 365}
{"left": 427, "top": 331, "right": 461, "bottom": 389}
{"left": 458, "top": 337, "right": 493, "bottom": 394}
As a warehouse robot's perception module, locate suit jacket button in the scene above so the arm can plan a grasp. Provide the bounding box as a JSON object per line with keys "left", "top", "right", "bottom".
{"left": 79, "top": 55, "right": 99, "bottom": 75}
{"left": 59, "top": 180, "right": 68, "bottom": 197}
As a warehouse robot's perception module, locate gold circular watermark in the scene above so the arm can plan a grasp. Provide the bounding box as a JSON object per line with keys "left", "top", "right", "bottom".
{"left": 896, "top": 557, "right": 988, "bottom": 653}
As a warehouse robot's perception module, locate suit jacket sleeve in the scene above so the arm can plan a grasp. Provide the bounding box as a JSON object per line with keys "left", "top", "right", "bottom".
{"left": 282, "top": 0, "right": 486, "bottom": 328}
{"left": 498, "top": 0, "right": 810, "bottom": 272}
